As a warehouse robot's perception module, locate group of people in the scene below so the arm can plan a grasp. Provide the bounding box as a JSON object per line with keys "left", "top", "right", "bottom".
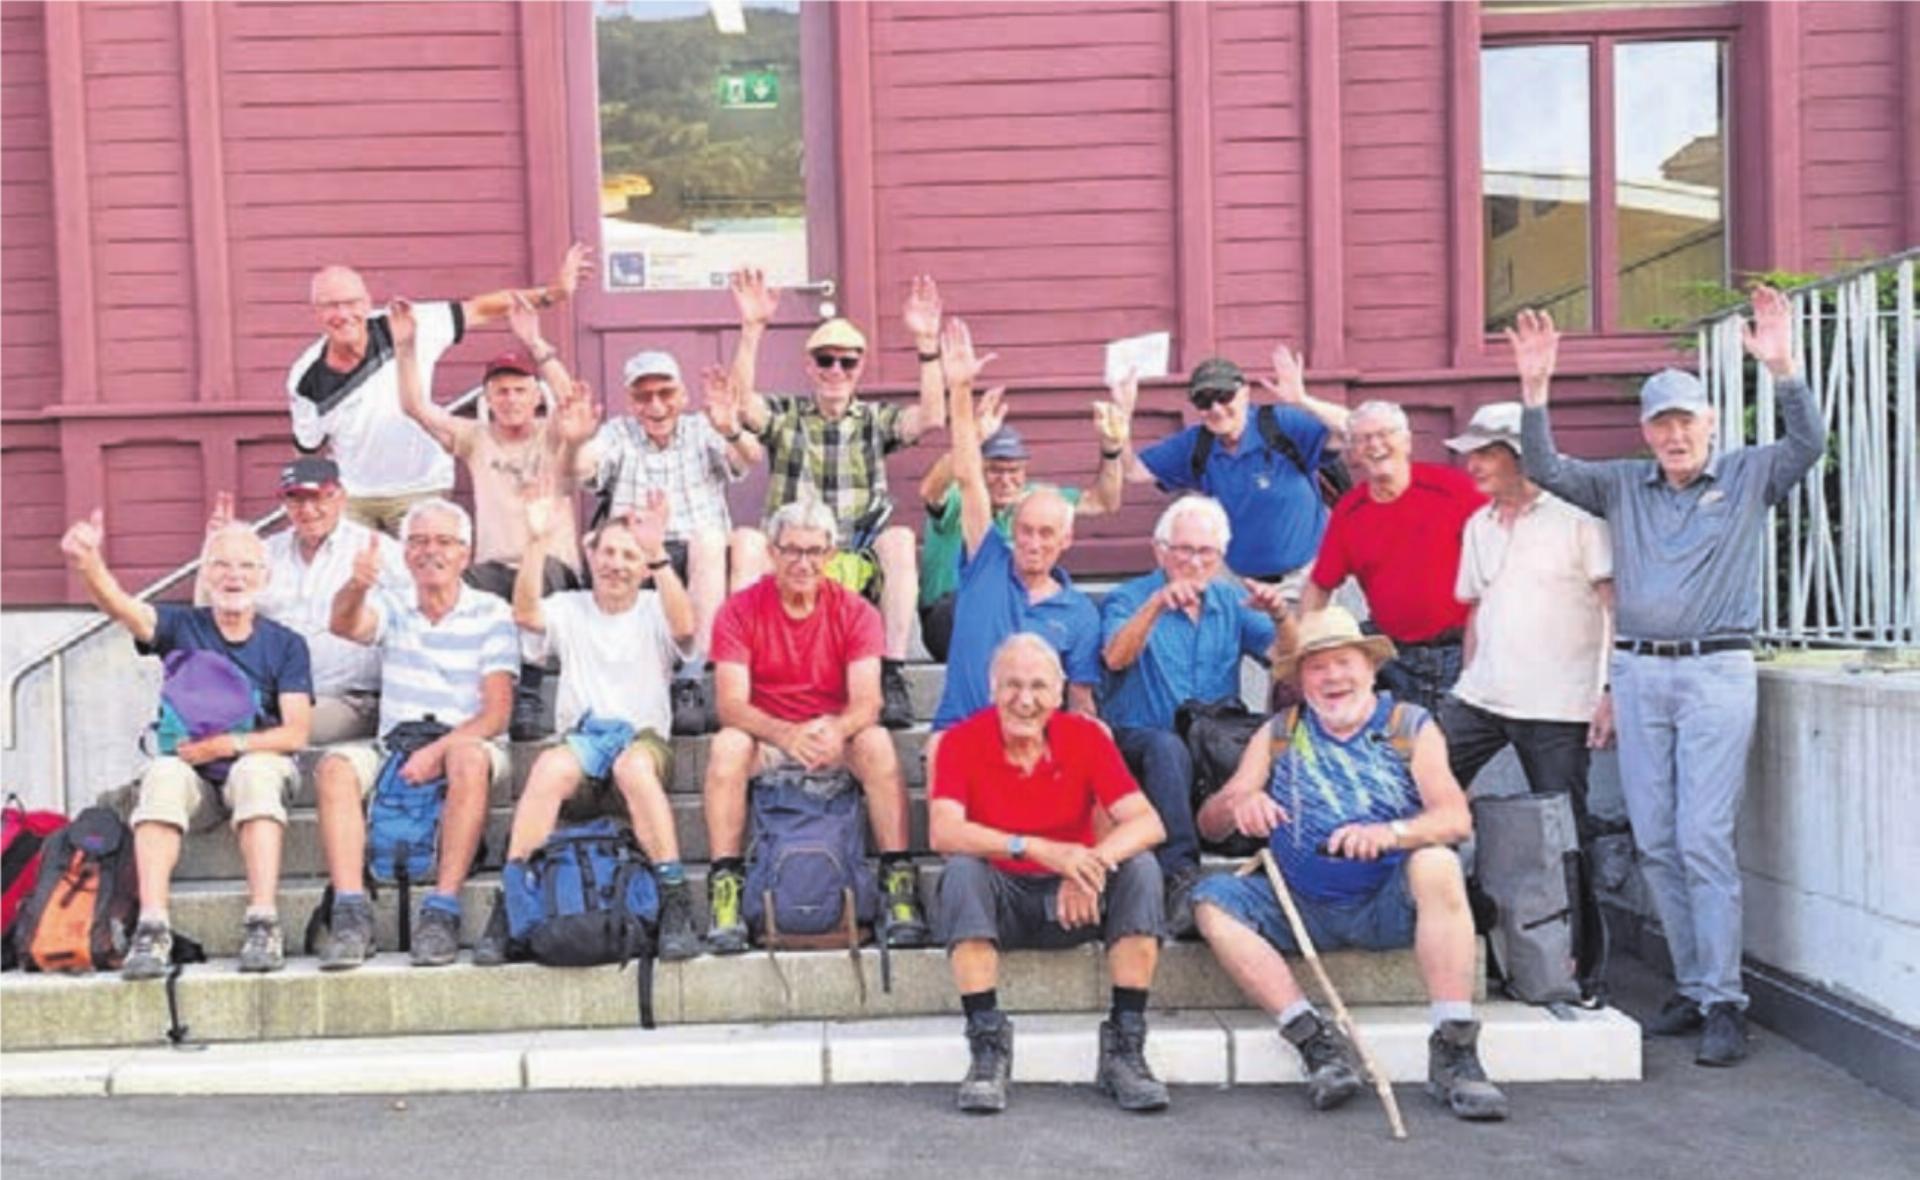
{"left": 61, "top": 244, "right": 1820, "bottom": 1116}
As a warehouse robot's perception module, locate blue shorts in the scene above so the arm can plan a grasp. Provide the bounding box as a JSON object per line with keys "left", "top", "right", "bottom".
{"left": 1193, "top": 860, "right": 1416, "bottom": 953}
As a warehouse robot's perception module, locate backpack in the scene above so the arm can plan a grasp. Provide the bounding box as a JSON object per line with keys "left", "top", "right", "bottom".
{"left": 1190, "top": 404, "right": 1353, "bottom": 508}
{"left": 1470, "top": 792, "right": 1610, "bottom": 1008}
{"left": 1174, "top": 698, "right": 1270, "bottom": 857}
{"left": 743, "top": 768, "right": 879, "bottom": 946}
{"left": 2, "top": 795, "right": 69, "bottom": 971}
{"left": 499, "top": 818, "right": 660, "bottom": 1027}
{"left": 147, "top": 649, "right": 259, "bottom": 784}
{"left": 11, "top": 805, "right": 139, "bottom": 974}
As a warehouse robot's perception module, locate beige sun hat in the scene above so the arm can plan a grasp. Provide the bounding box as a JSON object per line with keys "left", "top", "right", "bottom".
{"left": 1272, "top": 605, "right": 1397, "bottom": 682}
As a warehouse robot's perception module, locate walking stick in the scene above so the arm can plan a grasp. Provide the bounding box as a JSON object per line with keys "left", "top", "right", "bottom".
{"left": 1240, "top": 849, "right": 1408, "bottom": 1140}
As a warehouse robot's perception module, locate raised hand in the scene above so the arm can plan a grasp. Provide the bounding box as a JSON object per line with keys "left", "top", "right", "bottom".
{"left": 1505, "top": 308, "right": 1559, "bottom": 407}
{"left": 729, "top": 266, "right": 781, "bottom": 328}
{"left": 351, "top": 529, "right": 383, "bottom": 588}
{"left": 551, "top": 241, "right": 592, "bottom": 302}
{"left": 701, "top": 364, "right": 740, "bottom": 436}
{"left": 939, "top": 316, "right": 997, "bottom": 393}
{"left": 60, "top": 509, "right": 106, "bottom": 569}
{"left": 1259, "top": 344, "right": 1307, "bottom": 405}
{"left": 523, "top": 491, "right": 557, "bottom": 543}
{"left": 1742, "top": 284, "right": 1796, "bottom": 378}
{"left": 976, "top": 386, "right": 1009, "bottom": 440}
{"left": 555, "top": 378, "right": 601, "bottom": 447}
{"left": 205, "top": 491, "right": 236, "bottom": 536}
{"left": 507, "top": 290, "right": 544, "bottom": 350}
{"left": 632, "top": 488, "right": 670, "bottom": 558}
{"left": 902, "top": 275, "right": 942, "bottom": 348}
{"left": 387, "top": 297, "right": 417, "bottom": 349}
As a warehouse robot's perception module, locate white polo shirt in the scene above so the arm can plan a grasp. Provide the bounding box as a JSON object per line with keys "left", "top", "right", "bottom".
{"left": 255, "top": 519, "right": 413, "bottom": 698}
{"left": 1452, "top": 491, "right": 1613, "bottom": 723}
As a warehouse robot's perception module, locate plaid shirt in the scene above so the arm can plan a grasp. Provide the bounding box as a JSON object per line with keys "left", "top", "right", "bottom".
{"left": 589, "top": 414, "right": 742, "bottom": 539}
{"left": 757, "top": 395, "right": 907, "bottom": 531}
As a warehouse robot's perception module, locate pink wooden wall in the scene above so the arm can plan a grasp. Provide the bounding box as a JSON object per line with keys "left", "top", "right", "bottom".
{"left": 4, "top": 0, "right": 1916, "bottom": 604}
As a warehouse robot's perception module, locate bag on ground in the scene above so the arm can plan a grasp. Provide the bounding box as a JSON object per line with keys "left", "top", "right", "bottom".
{"left": 11, "top": 805, "right": 138, "bottom": 974}
{"left": 1175, "top": 697, "right": 1270, "bottom": 857}
{"left": 500, "top": 818, "right": 659, "bottom": 1027}
{"left": 1470, "top": 791, "right": 1609, "bottom": 1006}
{"left": 3, "top": 794, "right": 69, "bottom": 969}
{"left": 365, "top": 717, "right": 454, "bottom": 887}
{"left": 742, "top": 767, "right": 878, "bottom": 948}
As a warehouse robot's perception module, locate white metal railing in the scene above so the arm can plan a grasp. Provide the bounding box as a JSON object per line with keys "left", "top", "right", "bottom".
{"left": 1698, "top": 249, "right": 1919, "bottom": 649}
{"left": 2, "top": 385, "right": 485, "bottom": 812}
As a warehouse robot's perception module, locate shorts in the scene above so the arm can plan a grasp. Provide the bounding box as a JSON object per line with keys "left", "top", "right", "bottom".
{"left": 346, "top": 489, "right": 451, "bottom": 537}
{"left": 309, "top": 692, "right": 380, "bottom": 745}
{"left": 319, "top": 737, "right": 509, "bottom": 798}
{"left": 1193, "top": 859, "right": 1417, "bottom": 953}
{"left": 935, "top": 854, "right": 1165, "bottom": 949}
{"left": 128, "top": 754, "right": 297, "bottom": 832}
{"left": 548, "top": 727, "right": 672, "bottom": 800}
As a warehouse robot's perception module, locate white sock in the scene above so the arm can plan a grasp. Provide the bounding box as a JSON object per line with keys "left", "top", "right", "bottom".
{"left": 138, "top": 908, "right": 169, "bottom": 928}
{"left": 1431, "top": 1001, "right": 1474, "bottom": 1029}
{"left": 1277, "top": 999, "right": 1316, "bottom": 1029}
{"left": 245, "top": 906, "right": 277, "bottom": 922}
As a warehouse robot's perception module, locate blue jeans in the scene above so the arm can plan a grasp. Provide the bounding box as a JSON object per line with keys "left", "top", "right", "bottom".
{"left": 1113, "top": 726, "right": 1198, "bottom": 877}
{"left": 1193, "top": 860, "right": 1417, "bottom": 953}
{"left": 1377, "top": 641, "right": 1463, "bottom": 714}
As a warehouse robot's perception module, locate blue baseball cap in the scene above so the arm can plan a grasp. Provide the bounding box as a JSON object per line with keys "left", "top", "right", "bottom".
{"left": 981, "top": 426, "right": 1030, "bottom": 461}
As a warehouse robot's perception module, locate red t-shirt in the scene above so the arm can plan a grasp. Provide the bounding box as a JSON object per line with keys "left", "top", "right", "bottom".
{"left": 1311, "top": 462, "right": 1486, "bottom": 643}
{"left": 709, "top": 577, "right": 885, "bottom": 722}
{"left": 931, "top": 709, "right": 1141, "bottom": 876}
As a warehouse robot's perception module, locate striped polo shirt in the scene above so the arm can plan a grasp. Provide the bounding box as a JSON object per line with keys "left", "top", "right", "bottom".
{"left": 369, "top": 585, "right": 519, "bottom": 736}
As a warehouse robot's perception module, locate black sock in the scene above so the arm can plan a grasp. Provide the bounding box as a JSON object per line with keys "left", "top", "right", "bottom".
{"left": 962, "top": 989, "right": 999, "bottom": 1018}
{"left": 879, "top": 851, "right": 914, "bottom": 871}
{"left": 1111, "top": 986, "right": 1149, "bottom": 1022}
{"left": 712, "top": 856, "right": 745, "bottom": 878}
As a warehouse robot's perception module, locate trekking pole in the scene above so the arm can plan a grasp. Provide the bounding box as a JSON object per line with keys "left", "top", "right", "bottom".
{"left": 1241, "top": 849, "right": 1407, "bottom": 1140}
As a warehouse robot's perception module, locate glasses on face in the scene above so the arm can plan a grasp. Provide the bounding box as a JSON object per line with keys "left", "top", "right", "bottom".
{"left": 1189, "top": 386, "right": 1239, "bottom": 411}
{"left": 1162, "top": 543, "right": 1222, "bottom": 564}
{"left": 313, "top": 298, "right": 367, "bottom": 314}
{"left": 1349, "top": 428, "right": 1401, "bottom": 447}
{"left": 773, "top": 544, "right": 831, "bottom": 564}
{"left": 811, "top": 352, "right": 861, "bottom": 373}
{"left": 206, "top": 559, "right": 265, "bottom": 575}
{"left": 405, "top": 534, "right": 467, "bottom": 550}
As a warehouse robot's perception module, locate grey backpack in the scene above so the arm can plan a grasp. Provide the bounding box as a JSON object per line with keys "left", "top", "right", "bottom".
{"left": 1470, "top": 792, "right": 1608, "bottom": 1007}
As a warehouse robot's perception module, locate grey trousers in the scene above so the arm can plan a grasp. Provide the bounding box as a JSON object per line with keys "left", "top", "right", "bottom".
{"left": 1610, "top": 649, "right": 1757, "bottom": 1007}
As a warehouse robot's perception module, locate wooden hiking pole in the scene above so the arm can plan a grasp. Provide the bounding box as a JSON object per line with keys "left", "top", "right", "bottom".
{"left": 1241, "top": 849, "right": 1409, "bottom": 1140}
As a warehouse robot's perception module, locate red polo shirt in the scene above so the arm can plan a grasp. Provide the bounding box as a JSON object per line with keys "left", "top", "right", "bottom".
{"left": 1311, "top": 462, "right": 1486, "bottom": 643}
{"left": 931, "top": 709, "right": 1141, "bottom": 875}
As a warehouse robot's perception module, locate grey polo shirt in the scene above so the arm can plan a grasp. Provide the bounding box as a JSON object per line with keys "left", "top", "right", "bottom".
{"left": 1519, "top": 375, "right": 1824, "bottom": 641}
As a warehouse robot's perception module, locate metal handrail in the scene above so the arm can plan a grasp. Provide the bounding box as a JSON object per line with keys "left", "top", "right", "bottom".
{"left": 2, "top": 384, "right": 485, "bottom": 807}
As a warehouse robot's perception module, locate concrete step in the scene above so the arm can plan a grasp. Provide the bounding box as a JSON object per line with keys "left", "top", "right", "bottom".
{"left": 0, "top": 1003, "right": 1642, "bottom": 1097}
{"left": 0, "top": 936, "right": 1481, "bottom": 1051}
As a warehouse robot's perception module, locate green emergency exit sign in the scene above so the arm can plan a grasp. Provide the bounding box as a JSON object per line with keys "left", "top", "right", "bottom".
{"left": 717, "top": 71, "right": 779, "bottom": 110}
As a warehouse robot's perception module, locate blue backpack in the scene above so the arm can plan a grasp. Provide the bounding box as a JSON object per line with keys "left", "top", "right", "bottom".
{"left": 148, "top": 650, "right": 259, "bottom": 784}
{"left": 742, "top": 769, "right": 878, "bottom": 946}
{"left": 501, "top": 819, "right": 659, "bottom": 1026}
{"left": 365, "top": 718, "right": 454, "bottom": 888}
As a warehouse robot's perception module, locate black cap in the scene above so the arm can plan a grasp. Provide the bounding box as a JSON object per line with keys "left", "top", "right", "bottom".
{"left": 280, "top": 456, "right": 340, "bottom": 493}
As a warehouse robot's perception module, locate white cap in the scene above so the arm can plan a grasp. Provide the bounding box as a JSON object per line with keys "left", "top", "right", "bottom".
{"left": 1445, "top": 402, "right": 1525, "bottom": 455}
{"left": 622, "top": 350, "right": 683, "bottom": 388}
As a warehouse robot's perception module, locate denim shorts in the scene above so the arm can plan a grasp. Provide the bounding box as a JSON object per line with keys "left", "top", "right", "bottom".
{"left": 1193, "top": 860, "right": 1416, "bottom": 953}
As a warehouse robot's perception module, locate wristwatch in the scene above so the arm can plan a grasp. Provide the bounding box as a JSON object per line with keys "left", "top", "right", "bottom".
{"left": 1007, "top": 835, "right": 1028, "bottom": 860}
{"left": 1389, "top": 819, "right": 1411, "bottom": 848}
{"left": 233, "top": 734, "right": 250, "bottom": 755}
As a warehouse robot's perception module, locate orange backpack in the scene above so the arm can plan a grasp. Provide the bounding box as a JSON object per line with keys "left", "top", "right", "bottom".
{"left": 12, "top": 806, "right": 138, "bottom": 974}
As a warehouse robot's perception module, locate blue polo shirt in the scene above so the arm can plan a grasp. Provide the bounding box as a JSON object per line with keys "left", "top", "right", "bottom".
{"left": 1137, "top": 407, "right": 1329, "bottom": 577}
{"left": 1098, "top": 572, "right": 1276, "bottom": 730}
{"left": 931, "top": 529, "right": 1102, "bottom": 731}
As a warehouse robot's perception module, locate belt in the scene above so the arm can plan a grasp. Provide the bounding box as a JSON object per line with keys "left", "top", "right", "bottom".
{"left": 1615, "top": 637, "right": 1753, "bottom": 658}
{"left": 1397, "top": 628, "right": 1465, "bottom": 650}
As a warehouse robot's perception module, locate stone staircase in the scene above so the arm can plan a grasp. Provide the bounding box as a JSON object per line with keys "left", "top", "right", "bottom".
{"left": 0, "top": 662, "right": 1642, "bottom": 1093}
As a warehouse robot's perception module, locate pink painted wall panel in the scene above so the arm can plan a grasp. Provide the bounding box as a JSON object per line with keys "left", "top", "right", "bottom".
{"left": 1798, "top": 2, "right": 1909, "bottom": 270}
{"left": 100, "top": 440, "right": 205, "bottom": 587}
{"left": 0, "top": 437, "right": 66, "bottom": 602}
{"left": 1, "top": 0, "right": 59, "bottom": 414}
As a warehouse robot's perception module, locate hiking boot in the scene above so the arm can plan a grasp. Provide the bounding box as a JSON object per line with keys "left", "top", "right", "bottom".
{"left": 1645, "top": 992, "right": 1705, "bottom": 1037}
{"left": 1096, "top": 1011, "right": 1171, "bottom": 1112}
{"left": 879, "top": 860, "right": 930, "bottom": 948}
{"left": 237, "top": 914, "right": 285, "bottom": 974}
{"left": 1164, "top": 865, "right": 1203, "bottom": 941}
{"left": 471, "top": 896, "right": 510, "bottom": 967}
{"left": 880, "top": 660, "right": 915, "bottom": 730}
{"left": 1695, "top": 1002, "right": 1749, "bottom": 1068}
{"left": 657, "top": 877, "right": 702, "bottom": 962}
{"left": 121, "top": 920, "right": 173, "bottom": 981}
{"left": 409, "top": 906, "right": 461, "bottom": 967}
{"left": 1281, "top": 1010, "right": 1363, "bottom": 1111}
{"left": 318, "top": 899, "right": 376, "bottom": 972}
{"left": 957, "top": 1010, "right": 1014, "bottom": 1113}
{"left": 671, "top": 677, "right": 713, "bottom": 736}
{"left": 1427, "top": 1019, "right": 1509, "bottom": 1121}
{"left": 705, "top": 865, "right": 749, "bottom": 955}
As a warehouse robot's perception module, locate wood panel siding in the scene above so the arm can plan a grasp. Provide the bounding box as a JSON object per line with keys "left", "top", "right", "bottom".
{"left": 1, "top": 0, "right": 59, "bottom": 414}
{"left": 1798, "top": 2, "right": 1910, "bottom": 270}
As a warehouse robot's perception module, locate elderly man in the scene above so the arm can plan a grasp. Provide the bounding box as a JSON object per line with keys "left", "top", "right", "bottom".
{"left": 931, "top": 632, "right": 1170, "bottom": 1114}
{"left": 1439, "top": 402, "right": 1615, "bottom": 839}
{"left": 1193, "top": 607, "right": 1507, "bottom": 1121}
{"left": 928, "top": 317, "right": 1103, "bottom": 741}
{"left": 62, "top": 511, "right": 313, "bottom": 979}
{"left": 1102, "top": 495, "right": 1290, "bottom": 935}
{"left": 317, "top": 499, "right": 518, "bottom": 969}
{"left": 489, "top": 491, "right": 702, "bottom": 961}
{"left": 289, "top": 244, "right": 590, "bottom": 533}
{"left": 1302, "top": 401, "right": 1487, "bottom": 711}
{"left": 1126, "top": 346, "right": 1350, "bottom": 591}
{"left": 1515, "top": 287, "right": 1822, "bottom": 1068}
{"left": 579, "top": 353, "right": 764, "bottom": 734}
{"left": 700, "top": 500, "right": 929, "bottom": 954}
{"left": 726, "top": 270, "right": 950, "bottom": 727}
{"left": 916, "top": 375, "right": 1134, "bottom": 662}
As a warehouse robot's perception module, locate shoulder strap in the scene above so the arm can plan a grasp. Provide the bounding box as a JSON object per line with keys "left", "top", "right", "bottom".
{"left": 1255, "top": 406, "right": 1313, "bottom": 479}
{"left": 1189, "top": 427, "right": 1216, "bottom": 481}
{"left": 1383, "top": 702, "right": 1422, "bottom": 762}
{"left": 1269, "top": 704, "right": 1303, "bottom": 755}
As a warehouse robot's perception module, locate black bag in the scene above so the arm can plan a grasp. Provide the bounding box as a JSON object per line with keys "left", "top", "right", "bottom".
{"left": 1174, "top": 698, "right": 1269, "bottom": 857}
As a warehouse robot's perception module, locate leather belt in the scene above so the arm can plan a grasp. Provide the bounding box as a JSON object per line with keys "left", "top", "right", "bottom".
{"left": 1615, "top": 637, "right": 1753, "bottom": 658}
{"left": 1398, "top": 628, "right": 1465, "bottom": 650}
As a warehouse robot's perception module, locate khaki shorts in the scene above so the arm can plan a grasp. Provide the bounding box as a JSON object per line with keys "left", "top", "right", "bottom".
{"left": 346, "top": 490, "right": 451, "bottom": 537}
{"left": 319, "top": 737, "right": 509, "bottom": 798}
{"left": 309, "top": 693, "right": 380, "bottom": 746}
{"left": 129, "top": 754, "right": 297, "bottom": 832}
{"left": 548, "top": 729, "right": 674, "bottom": 822}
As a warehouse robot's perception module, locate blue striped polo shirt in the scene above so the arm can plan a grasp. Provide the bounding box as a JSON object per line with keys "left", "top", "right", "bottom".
{"left": 369, "top": 585, "right": 519, "bottom": 735}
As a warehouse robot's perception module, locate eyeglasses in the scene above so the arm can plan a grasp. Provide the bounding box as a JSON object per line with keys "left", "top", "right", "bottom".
{"left": 205, "top": 559, "right": 265, "bottom": 574}
{"left": 1161, "top": 543, "right": 1222, "bottom": 563}
{"left": 811, "top": 352, "right": 861, "bottom": 373}
{"left": 1189, "top": 386, "right": 1239, "bottom": 411}
{"left": 773, "top": 544, "right": 832, "bottom": 564}
{"left": 313, "top": 298, "right": 367, "bottom": 314}
{"left": 405, "top": 534, "right": 467, "bottom": 550}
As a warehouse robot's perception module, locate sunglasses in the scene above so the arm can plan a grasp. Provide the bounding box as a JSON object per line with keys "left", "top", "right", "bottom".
{"left": 811, "top": 352, "right": 861, "bottom": 373}
{"left": 1190, "top": 386, "right": 1240, "bottom": 411}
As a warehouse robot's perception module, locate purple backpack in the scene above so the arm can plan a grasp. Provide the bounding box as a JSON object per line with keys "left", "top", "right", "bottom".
{"left": 148, "top": 650, "right": 259, "bottom": 784}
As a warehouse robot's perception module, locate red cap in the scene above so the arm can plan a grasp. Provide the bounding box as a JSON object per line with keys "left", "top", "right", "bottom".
{"left": 484, "top": 350, "right": 537, "bottom": 380}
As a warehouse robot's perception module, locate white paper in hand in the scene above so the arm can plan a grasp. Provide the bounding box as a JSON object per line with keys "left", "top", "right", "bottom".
{"left": 1104, "top": 331, "right": 1171, "bottom": 388}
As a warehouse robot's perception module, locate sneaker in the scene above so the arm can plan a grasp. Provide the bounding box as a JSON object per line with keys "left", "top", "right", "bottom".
{"left": 671, "top": 677, "right": 712, "bottom": 736}
{"left": 121, "top": 920, "right": 173, "bottom": 981}
{"left": 880, "top": 660, "right": 914, "bottom": 730}
{"left": 409, "top": 905, "right": 461, "bottom": 967}
{"left": 1695, "top": 1002, "right": 1749, "bottom": 1067}
{"left": 1281, "top": 1010, "right": 1363, "bottom": 1110}
{"left": 1645, "top": 992, "right": 1705, "bottom": 1037}
{"left": 1096, "top": 1011, "right": 1171, "bottom": 1112}
{"left": 318, "top": 900, "right": 376, "bottom": 972}
{"left": 957, "top": 1010, "right": 1014, "bottom": 1113}
{"left": 705, "top": 866, "right": 749, "bottom": 955}
{"left": 237, "top": 914, "right": 285, "bottom": 974}
{"left": 472, "top": 896, "right": 510, "bottom": 967}
{"left": 1426, "top": 1019, "right": 1509, "bottom": 1121}
{"left": 657, "top": 878, "right": 702, "bottom": 962}
{"left": 1164, "top": 865, "right": 1203, "bottom": 941}
{"left": 879, "top": 860, "right": 930, "bottom": 948}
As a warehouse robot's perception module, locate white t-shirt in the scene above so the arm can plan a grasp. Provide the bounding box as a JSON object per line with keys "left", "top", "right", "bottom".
{"left": 528, "top": 590, "right": 693, "bottom": 736}
{"left": 254, "top": 519, "right": 412, "bottom": 697}
{"left": 287, "top": 302, "right": 461, "bottom": 498}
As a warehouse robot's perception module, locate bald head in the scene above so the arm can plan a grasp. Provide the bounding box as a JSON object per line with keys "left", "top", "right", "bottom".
{"left": 1009, "top": 485, "right": 1075, "bottom": 580}
{"left": 311, "top": 266, "right": 372, "bottom": 351}
{"left": 310, "top": 265, "right": 369, "bottom": 306}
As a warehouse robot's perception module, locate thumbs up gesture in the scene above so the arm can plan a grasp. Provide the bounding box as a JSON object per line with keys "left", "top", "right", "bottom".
{"left": 351, "top": 529, "right": 383, "bottom": 589}
{"left": 61, "top": 509, "right": 106, "bottom": 570}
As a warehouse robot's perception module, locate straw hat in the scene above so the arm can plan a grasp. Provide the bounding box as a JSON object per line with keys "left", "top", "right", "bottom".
{"left": 1272, "top": 605, "right": 1397, "bottom": 682}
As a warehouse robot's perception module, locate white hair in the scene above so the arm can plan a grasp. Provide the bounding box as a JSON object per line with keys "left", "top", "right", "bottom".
{"left": 200, "top": 523, "right": 265, "bottom": 564}
{"left": 1152, "top": 495, "right": 1231, "bottom": 549}
{"left": 766, "top": 498, "right": 839, "bottom": 549}
{"left": 1014, "top": 485, "right": 1076, "bottom": 529}
{"left": 401, "top": 497, "right": 473, "bottom": 546}
{"left": 1347, "top": 399, "right": 1411, "bottom": 440}
{"left": 989, "top": 632, "right": 1065, "bottom": 688}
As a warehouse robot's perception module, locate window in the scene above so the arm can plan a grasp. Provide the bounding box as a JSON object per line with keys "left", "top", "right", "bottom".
{"left": 594, "top": 1, "right": 808, "bottom": 293}
{"left": 1482, "top": 34, "right": 1727, "bottom": 332}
